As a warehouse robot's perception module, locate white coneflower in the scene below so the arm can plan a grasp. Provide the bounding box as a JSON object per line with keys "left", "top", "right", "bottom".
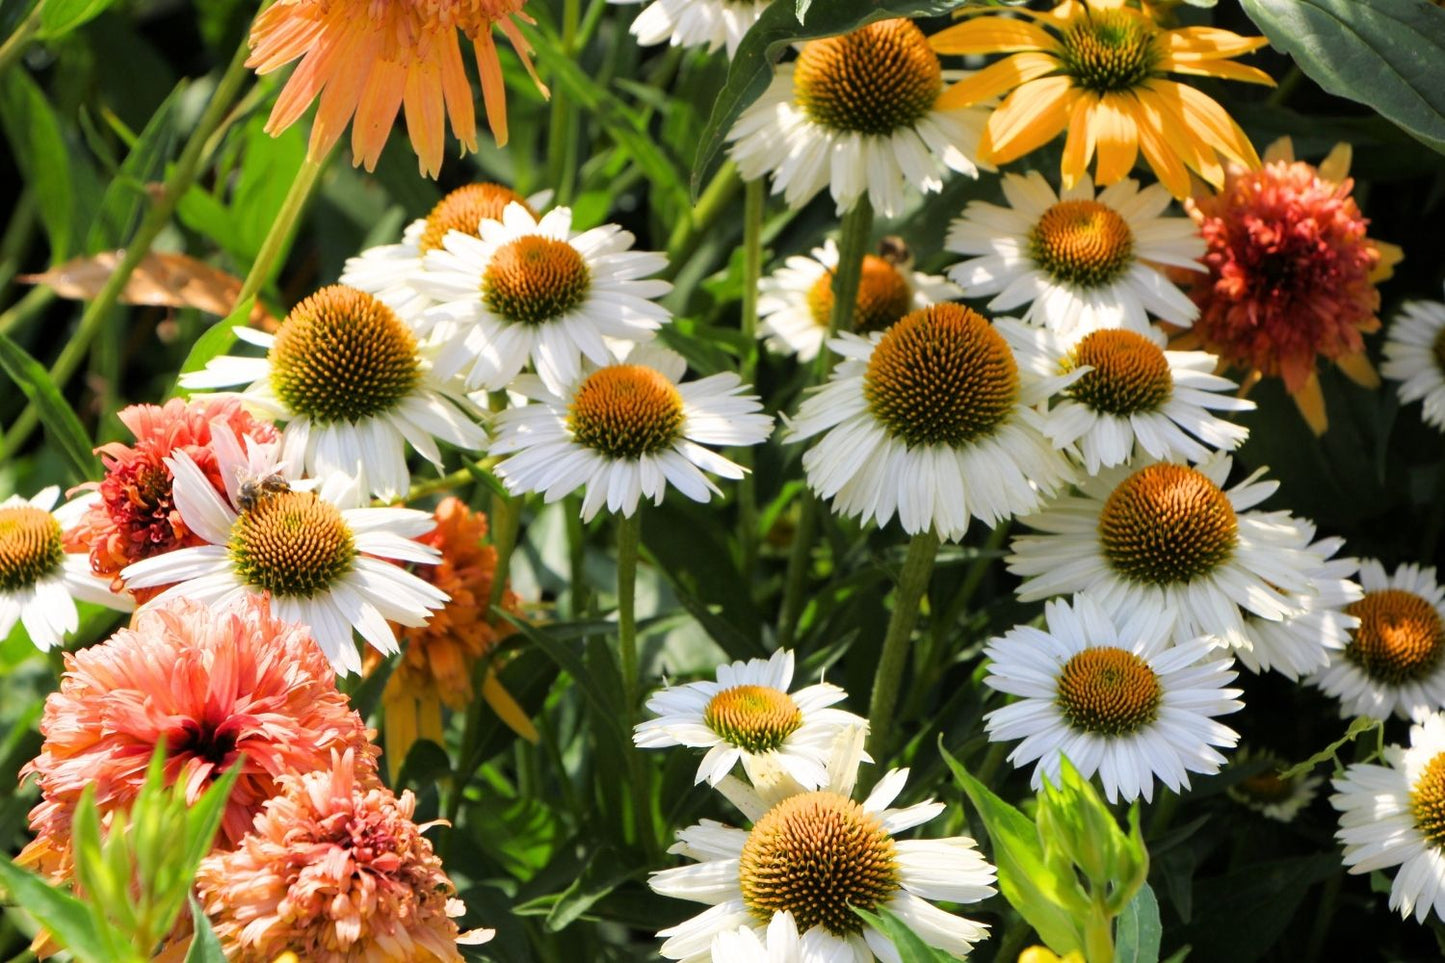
{"left": 946, "top": 172, "right": 1203, "bottom": 338}
{"left": 758, "top": 239, "right": 960, "bottom": 362}
{"left": 490, "top": 346, "right": 772, "bottom": 521}
{"left": 181, "top": 285, "right": 487, "bottom": 500}
{"left": 983, "top": 594, "right": 1242, "bottom": 802}
{"left": 1003, "top": 321, "right": 1251, "bottom": 473}
{"left": 121, "top": 442, "right": 447, "bottom": 676}
{"left": 1313, "top": 560, "right": 1445, "bottom": 720}
{"left": 1228, "top": 746, "right": 1321, "bottom": 822}
{"left": 650, "top": 754, "right": 995, "bottom": 962}
{"left": 1239, "top": 531, "right": 1361, "bottom": 680}
{"left": 728, "top": 19, "right": 985, "bottom": 217}
{"left": 1007, "top": 454, "right": 1324, "bottom": 651}
{"left": 415, "top": 202, "right": 671, "bottom": 395}
{"left": 1382, "top": 290, "right": 1445, "bottom": 431}
{"left": 785, "top": 303, "right": 1076, "bottom": 542}
{"left": 610, "top": 0, "right": 769, "bottom": 58}
{"left": 340, "top": 182, "right": 536, "bottom": 319}
{"left": 1333, "top": 711, "right": 1445, "bottom": 923}
{"left": 0, "top": 488, "right": 131, "bottom": 650}
{"left": 634, "top": 649, "right": 866, "bottom": 789}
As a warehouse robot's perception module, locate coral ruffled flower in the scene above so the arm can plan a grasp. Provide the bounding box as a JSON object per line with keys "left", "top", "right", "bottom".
{"left": 247, "top": 0, "right": 548, "bottom": 177}
{"left": 196, "top": 752, "right": 493, "bottom": 962}
{"left": 16, "top": 597, "right": 377, "bottom": 881}
{"left": 63, "top": 397, "right": 277, "bottom": 601}
{"left": 1182, "top": 138, "right": 1404, "bottom": 433}
{"left": 374, "top": 496, "right": 534, "bottom": 778}
{"left": 929, "top": 0, "right": 1273, "bottom": 198}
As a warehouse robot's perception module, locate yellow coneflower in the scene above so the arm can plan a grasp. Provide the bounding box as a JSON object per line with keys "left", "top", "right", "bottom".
{"left": 930, "top": 0, "right": 1274, "bottom": 197}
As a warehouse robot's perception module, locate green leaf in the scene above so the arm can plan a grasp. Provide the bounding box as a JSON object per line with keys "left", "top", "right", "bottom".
{"left": 940, "top": 742, "right": 1085, "bottom": 956}
{"left": 38, "top": 0, "right": 119, "bottom": 37}
{"left": 497, "top": 613, "right": 628, "bottom": 745}
{"left": 0, "top": 857, "right": 137, "bottom": 963}
{"left": 1173, "top": 855, "right": 1340, "bottom": 963}
{"left": 0, "top": 70, "right": 77, "bottom": 260}
{"left": 0, "top": 330, "right": 99, "bottom": 482}
{"left": 691, "top": 0, "right": 965, "bottom": 197}
{"left": 1116, "top": 883, "right": 1163, "bottom": 963}
{"left": 85, "top": 85, "right": 181, "bottom": 251}
{"left": 176, "top": 295, "right": 253, "bottom": 383}
{"left": 853, "top": 907, "right": 959, "bottom": 963}
{"left": 183, "top": 897, "right": 226, "bottom": 963}
{"left": 1240, "top": 0, "right": 1445, "bottom": 155}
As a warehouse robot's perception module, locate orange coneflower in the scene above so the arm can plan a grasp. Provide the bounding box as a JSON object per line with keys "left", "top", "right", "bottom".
{"left": 930, "top": 0, "right": 1274, "bottom": 198}
{"left": 248, "top": 0, "right": 548, "bottom": 177}
{"left": 1182, "top": 138, "right": 1403, "bottom": 433}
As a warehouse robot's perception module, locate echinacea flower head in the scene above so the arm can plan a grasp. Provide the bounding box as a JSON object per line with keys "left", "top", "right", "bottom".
{"left": 1004, "top": 321, "right": 1251, "bottom": 473}
{"left": 611, "top": 0, "right": 769, "bottom": 58}
{"left": 757, "top": 239, "right": 961, "bottom": 363}
{"left": 634, "top": 649, "right": 867, "bottom": 789}
{"left": 984, "top": 594, "right": 1242, "bottom": 801}
{"left": 1007, "top": 454, "right": 1323, "bottom": 650}
{"left": 416, "top": 202, "right": 673, "bottom": 395}
{"left": 182, "top": 284, "right": 487, "bottom": 500}
{"left": 785, "top": 303, "right": 1076, "bottom": 541}
{"left": 728, "top": 18, "right": 985, "bottom": 217}
{"left": 1313, "top": 560, "right": 1445, "bottom": 721}
{"left": 929, "top": 0, "right": 1272, "bottom": 198}
{"left": 120, "top": 441, "right": 448, "bottom": 675}
{"left": 1382, "top": 289, "right": 1445, "bottom": 431}
{"left": 946, "top": 172, "right": 1204, "bottom": 337}
{"left": 196, "top": 751, "right": 493, "bottom": 962}
{"left": 650, "top": 755, "right": 995, "bottom": 962}
{"left": 491, "top": 346, "right": 773, "bottom": 521}
{"left": 16, "top": 597, "right": 377, "bottom": 882}
{"left": 376, "top": 497, "right": 534, "bottom": 777}
{"left": 63, "top": 397, "right": 278, "bottom": 600}
{"left": 1182, "top": 139, "right": 1403, "bottom": 433}
{"left": 0, "top": 487, "right": 131, "bottom": 650}
{"left": 247, "top": 0, "right": 546, "bottom": 176}
{"left": 1238, "top": 531, "right": 1360, "bottom": 680}
{"left": 1332, "top": 711, "right": 1445, "bottom": 923}
{"left": 1227, "top": 746, "right": 1320, "bottom": 822}
{"left": 710, "top": 912, "right": 811, "bottom": 963}
{"left": 341, "top": 182, "right": 534, "bottom": 319}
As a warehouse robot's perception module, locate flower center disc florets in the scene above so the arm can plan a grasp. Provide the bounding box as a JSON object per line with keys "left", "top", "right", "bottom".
{"left": 567, "top": 365, "right": 686, "bottom": 459}
{"left": 739, "top": 791, "right": 900, "bottom": 936}
{"left": 865, "top": 304, "right": 1020, "bottom": 448}
{"left": 269, "top": 286, "right": 420, "bottom": 425}
{"left": 702, "top": 685, "right": 804, "bottom": 753}
{"left": 1056, "top": 646, "right": 1162, "bottom": 735}
{"left": 1344, "top": 589, "right": 1445, "bottom": 684}
{"left": 483, "top": 236, "right": 592, "bottom": 326}
{"left": 228, "top": 490, "right": 356, "bottom": 598}
{"left": 1056, "top": 8, "right": 1160, "bottom": 95}
{"left": 419, "top": 183, "right": 531, "bottom": 254}
{"left": 1238, "top": 770, "right": 1295, "bottom": 803}
{"left": 794, "top": 19, "right": 942, "bottom": 136}
{"left": 1066, "top": 329, "right": 1173, "bottom": 415}
{"left": 1030, "top": 200, "right": 1136, "bottom": 288}
{"left": 807, "top": 256, "right": 915, "bottom": 334}
{"left": 1411, "top": 752, "right": 1445, "bottom": 848}
{"left": 1098, "top": 463, "right": 1239, "bottom": 584}
{"left": 1431, "top": 326, "right": 1445, "bottom": 376}
{"left": 0, "top": 506, "right": 63, "bottom": 591}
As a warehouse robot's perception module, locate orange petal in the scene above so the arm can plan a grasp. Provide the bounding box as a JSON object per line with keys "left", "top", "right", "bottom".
{"left": 473, "top": 32, "right": 509, "bottom": 148}
{"left": 352, "top": 59, "right": 407, "bottom": 174}
{"left": 403, "top": 57, "right": 447, "bottom": 177}
{"left": 935, "top": 52, "right": 1059, "bottom": 109}
{"left": 439, "top": 30, "right": 479, "bottom": 155}
{"left": 1370, "top": 241, "right": 1405, "bottom": 282}
{"left": 983, "top": 77, "right": 1075, "bottom": 164}
{"left": 928, "top": 16, "right": 1056, "bottom": 55}
{"left": 1336, "top": 351, "right": 1381, "bottom": 389}
{"left": 1290, "top": 372, "right": 1329, "bottom": 435}
{"left": 482, "top": 669, "right": 540, "bottom": 743}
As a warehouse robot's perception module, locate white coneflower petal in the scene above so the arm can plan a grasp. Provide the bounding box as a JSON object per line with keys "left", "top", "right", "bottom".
{"left": 611, "top": 0, "right": 769, "bottom": 58}
{"left": 947, "top": 172, "right": 1204, "bottom": 338}
{"left": 727, "top": 19, "right": 985, "bottom": 217}
{"left": 1228, "top": 746, "right": 1321, "bottom": 822}
{"left": 1382, "top": 289, "right": 1445, "bottom": 432}
{"left": 1239, "top": 532, "right": 1361, "bottom": 680}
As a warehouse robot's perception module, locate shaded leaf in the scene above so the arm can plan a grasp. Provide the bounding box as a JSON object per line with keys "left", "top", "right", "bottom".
{"left": 182, "top": 899, "right": 226, "bottom": 963}
{"left": 39, "top": 0, "right": 120, "bottom": 38}
{"left": 0, "top": 70, "right": 77, "bottom": 259}
{"left": 1116, "top": 883, "right": 1164, "bottom": 963}
{"left": 1171, "top": 854, "right": 1340, "bottom": 963}
{"left": 853, "top": 907, "right": 960, "bottom": 962}
{"left": 0, "top": 331, "right": 100, "bottom": 482}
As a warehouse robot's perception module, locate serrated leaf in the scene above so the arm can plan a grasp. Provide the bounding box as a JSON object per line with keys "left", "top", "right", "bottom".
{"left": 38, "top": 0, "right": 119, "bottom": 37}
{"left": 691, "top": 0, "right": 966, "bottom": 197}
{"left": 853, "top": 907, "right": 960, "bottom": 962}
{"left": 0, "top": 331, "right": 99, "bottom": 482}
{"left": 1240, "top": 0, "right": 1445, "bottom": 155}
{"left": 1116, "top": 883, "right": 1163, "bottom": 963}
{"left": 941, "top": 743, "right": 1084, "bottom": 956}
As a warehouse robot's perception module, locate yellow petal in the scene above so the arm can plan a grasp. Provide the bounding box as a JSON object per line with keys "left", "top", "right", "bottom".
{"left": 929, "top": 17, "right": 1057, "bottom": 55}
{"left": 1290, "top": 372, "right": 1329, "bottom": 435}
{"left": 935, "top": 52, "right": 1060, "bottom": 109}
{"left": 483, "top": 669, "right": 540, "bottom": 743}
{"left": 1163, "top": 27, "right": 1271, "bottom": 60}
{"left": 1060, "top": 97, "right": 1097, "bottom": 189}
{"left": 1318, "top": 142, "right": 1353, "bottom": 183}
{"left": 1163, "top": 59, "right": 1277, "bottom": 86}
{"left": 1370, "top": 240, "right": 1405, "bottom": 282}
{"left": 1157, "top": 81, "right": 1261, "bottom": 169}
{"left": 984, "top": 77, "right": 1075, "bottom": 164}
{"left": 1263, "top": 136, "right": 1294, "bottom": 164}
{"left": 383, "top": 686, "right": 420, "bottom": 785}
{"left": 1092, "top": 95, "right": 1141, "bottom": 183}
{"left": 1131, "top": 96, "right": 1192, "bottom": 198}
{"left": 1336, "top": 351, "right": 1381, "bottom": 389}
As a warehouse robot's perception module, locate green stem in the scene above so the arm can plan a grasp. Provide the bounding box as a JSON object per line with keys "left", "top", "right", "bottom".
{"left": 1083, "top": 901, "right": 1115, "bottom": 963}
{"left": 616, "top": 511, "right": 642, "bottom": 719}
{"left": 866, "top": 529, "right": 940, "bottom": 760}
{"left": 0, "top": 25, "right": 257, "bottom": 458}
{"left": 736, "top": 179, "right": 765, "bottom": 578}
{"left": 0, "top": 2, "right": 43, "bottom": 76}
{"left": 544, "top": 0, "right": 582, "bottom": 202}
{"left": 775, "top": 492, "right": 817, "bottom": 650}
{"left": 664, "top": 162, "right": 743, "bottom": 279}
{"left": 235, "top": 155, "right": 325, "bottom": 307}
{"left": 1266, "top": 64, "right": 1305, "bottom": 107}
{"left": 0, "top": 285, "right": 53, "bottom": 337}
{"left": 488, "top": 492, "right": 521, "bottom": 612}
{"left": 566, "top": 498, "right": 590, "bottom": 619}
